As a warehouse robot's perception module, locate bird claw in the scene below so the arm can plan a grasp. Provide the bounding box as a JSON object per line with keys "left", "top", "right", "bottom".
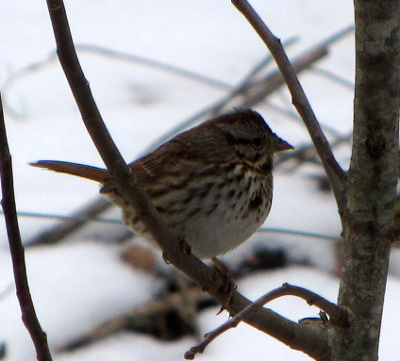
{"left": 162, "top": 252, "right": 171, "bottom": 264}
{"left": 180, "top": 238, "right": 191, "bottom": 255}
{"left": 211, "top": 257, "right": 237, "bottom": 310}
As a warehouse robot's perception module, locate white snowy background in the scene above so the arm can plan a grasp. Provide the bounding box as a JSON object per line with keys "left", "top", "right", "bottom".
{"left": 1, "top": 1, "right": 399, "bottom": 360}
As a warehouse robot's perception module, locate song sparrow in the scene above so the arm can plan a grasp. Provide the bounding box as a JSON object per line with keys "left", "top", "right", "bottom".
{"left": 31, "top": 109, "right": 292, "bottom": 259}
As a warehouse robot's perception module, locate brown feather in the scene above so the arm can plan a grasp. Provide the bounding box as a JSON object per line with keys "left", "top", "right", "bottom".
{"left": 30, "top": 160, "right": 110, "bottom": 184}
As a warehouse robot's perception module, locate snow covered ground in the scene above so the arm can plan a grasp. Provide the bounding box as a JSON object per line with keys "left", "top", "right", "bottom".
{"left": 1, "top": 1, "right": 399, "bottom": 360}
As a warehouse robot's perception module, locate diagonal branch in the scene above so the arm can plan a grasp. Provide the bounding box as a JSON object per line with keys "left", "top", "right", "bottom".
{"left": 232, "top": 0, "right": 346, "bottom": 212}
{"left": 45, "top": 1, "right": 330, "bottom": 359}
{"left": 0, "top": 92, "right": 53, "bottom": 361}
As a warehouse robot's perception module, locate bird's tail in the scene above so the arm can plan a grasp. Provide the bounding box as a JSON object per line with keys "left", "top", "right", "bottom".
{"left": 30, "top": 160, "right": 110, "bottom": 184}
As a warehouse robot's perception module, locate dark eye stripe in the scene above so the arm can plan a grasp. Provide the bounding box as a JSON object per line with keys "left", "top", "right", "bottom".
{"left": 223, "top": 131, "right": 263, "bottom": 148}
{"left": 237, "top": 137, "right": 262, "bottom": 147}
{"left": 235, "top": 137, "right": 252, "bottom": 145}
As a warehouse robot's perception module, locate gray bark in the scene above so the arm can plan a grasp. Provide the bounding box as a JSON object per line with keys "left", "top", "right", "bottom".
{"left": 332, "top": 1, "right": 399, "bottom": 360}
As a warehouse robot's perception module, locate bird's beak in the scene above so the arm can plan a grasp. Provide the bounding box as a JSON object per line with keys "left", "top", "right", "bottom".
{"left": 273, "top": 135, "right": 294, "bottom": 152}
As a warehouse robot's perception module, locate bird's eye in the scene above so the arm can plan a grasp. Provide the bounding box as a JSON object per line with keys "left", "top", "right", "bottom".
{"left": 252, "top": 137, "right": 263, "bottom": 147}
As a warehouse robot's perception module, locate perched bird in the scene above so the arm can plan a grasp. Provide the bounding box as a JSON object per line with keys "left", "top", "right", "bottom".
{"left": 31, "top": 109, "right": 293, "bottom": 259}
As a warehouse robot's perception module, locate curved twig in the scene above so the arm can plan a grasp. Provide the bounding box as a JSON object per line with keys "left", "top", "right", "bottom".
{"left": 185, "top": 283, "right": 348, "bottom": 359}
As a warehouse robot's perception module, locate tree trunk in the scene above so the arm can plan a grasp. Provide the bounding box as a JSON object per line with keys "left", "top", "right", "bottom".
{"left": 332, "top": 1, "right": 399, "bottom": 360}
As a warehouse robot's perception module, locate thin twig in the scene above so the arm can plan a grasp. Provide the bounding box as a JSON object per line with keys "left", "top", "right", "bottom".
{"left": 26, "top": 197, "right": 114, "bottom": 246}
{"left": 75, "top": 44, "right": 232, "bottom": 90}
{"left": 232, "top": 0, "right": 347, "bottom": 212}
{"left": 2, "top": 46, "right": 232, "bottom": 119}
{"left": 185, "top": 283, "right": 348, "bottom": 359}
{"left": 277, "top": 133, "right": 353, "bottom": 170}
{"left": 0, "top": 92, "right": 53, "bottom": 360}
{"left": 3, "top": 206, "right": 343, "bottom": 242}
{"left": 311, "top": 68, "right": 354, "bottom": 90}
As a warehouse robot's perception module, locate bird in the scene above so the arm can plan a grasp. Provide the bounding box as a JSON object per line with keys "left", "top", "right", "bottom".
{"left": 31, "top": 109, "right": 293, "bottom": 259}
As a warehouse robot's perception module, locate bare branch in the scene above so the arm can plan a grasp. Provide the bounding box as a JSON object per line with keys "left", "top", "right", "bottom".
{"left": 185, "top": 283, "right": 347, "bottom": 359}
{"left": 27, "top": 197, "right": 113, "bottom": 246}
{"left": 0, "top": 92, "right": 53, "bottom": 360}
{"left": 232, "top": 0, "right": 346, "bottom": 212}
